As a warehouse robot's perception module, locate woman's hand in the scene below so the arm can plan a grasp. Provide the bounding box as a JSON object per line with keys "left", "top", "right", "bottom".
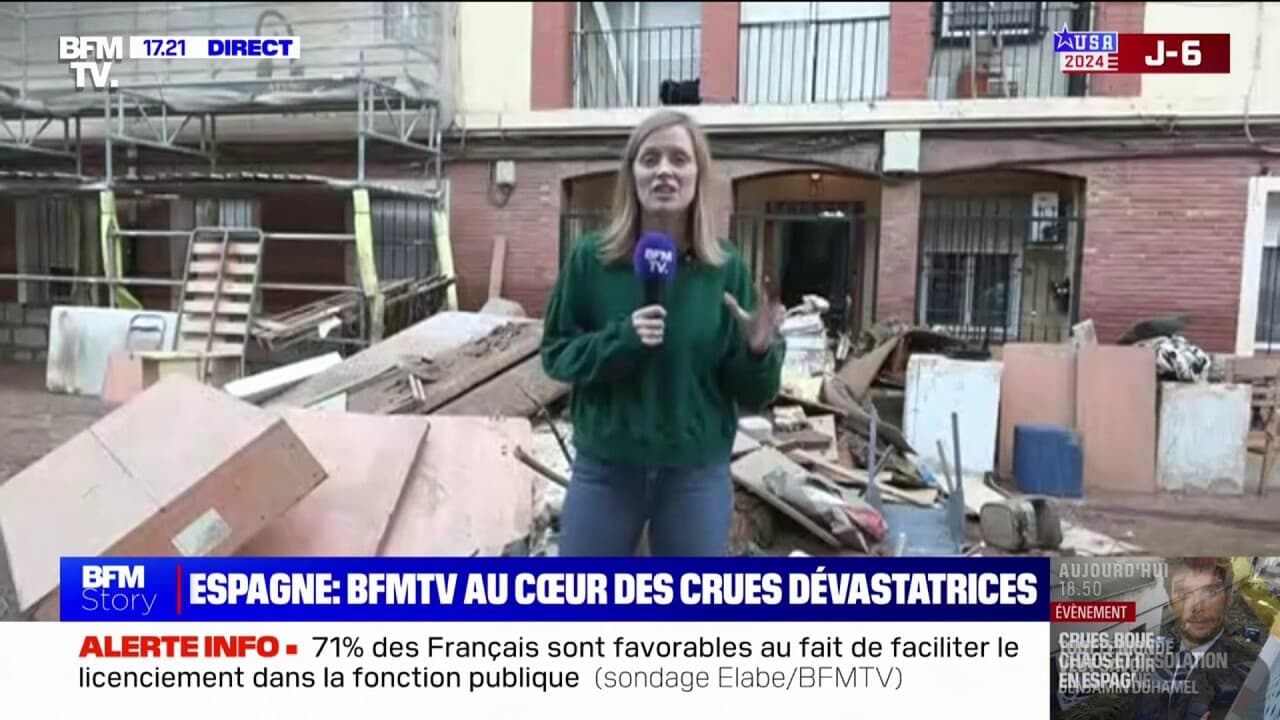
{"left": 632, "top": 305, "right": 667, "bottom": 346}
{"left": 723, "top": 289, "right": 785, "bottom": 356}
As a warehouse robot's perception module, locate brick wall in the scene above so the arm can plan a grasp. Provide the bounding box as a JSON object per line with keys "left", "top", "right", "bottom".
{"left": 882, "top": 153, "right": 1258, "bottom": 353}
{"left": 1042, "top": 156, "right": 1255, "bottom": 352}
{"left": 447, "top": 157, "right": 808, "bottom": 316}
{"left": 887, "top": 2, "right": 933, "bottom": 99}
{"left": 449, "top": 161, "right": 580, "bottom": 314}
{"left": 700, "top": 2, "right": 740, "bottom": 103}
{"left": 258, "top": 194, "right": 349, "bottom": 314}
{"left": 0, "top": 302, "right": 50, "bottom": 362}
{"left": 531, "top": 2, "right": 574, "bottom": 109}
{"left": 876, "top": 180, "right": 922, "bottom": 322}
{"left": 1092, "top": 2, "right": 1145, "bottom": 96}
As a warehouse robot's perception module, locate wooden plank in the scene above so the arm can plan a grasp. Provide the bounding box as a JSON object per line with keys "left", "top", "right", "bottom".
{"left": 182, "top": 319, "right": 249, "bottom": 336}
{"left": 240, "top": 412, "right": 429, "bottom": 556}
{"left": 350, "top": 321, "right": 543, "bottom": 414}
{"left": 488, "top": 235, "right": 507, "bottom": 300}
{"left": 192, "top": 242, "right": 260, "bottom": 256}
{"left": 186, "top": 280, "right": 254, "bottom": 295}
{"left": 224, "top": 353, "right": 343, "bottom": 403}
{"left": 381, "top": 417, "right": 539, "bottom": 556}
{"left": 730, "top": 447, "right": 842, "bottom": 549}
{"left": 175, "top": 339, "right": 245, "bottom": 354}
{"left": 186, "top": 299, "right": 251, "bottom": 315}
{"left": 996, "top": 343, "right": 1076, "bottom": 480}
{"left": 1076, "top": 345, "right": 1157, "bottom": 494}
{"left": 189, "top": 260, "right": 258, "bottom": 275}
{"left": 268, "top": 312, "right": 516, "bottom": 409}
{"left": 789, "top": 450, "right": 939, "bottom": 507}
{"left": 0, "top": 376, "right": 326, "bottom": 615}
{"left": 432, "top": 355, "right": 569, "bottom": 416}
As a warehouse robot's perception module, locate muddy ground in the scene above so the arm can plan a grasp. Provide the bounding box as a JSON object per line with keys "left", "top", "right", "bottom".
{"left": 2, "top": 360, "right": 1280, "bottom": 621}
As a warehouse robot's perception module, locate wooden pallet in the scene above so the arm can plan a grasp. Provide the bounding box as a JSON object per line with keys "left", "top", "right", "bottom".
{"left": 174, "top": 228, "right": 265, "bottom": 381}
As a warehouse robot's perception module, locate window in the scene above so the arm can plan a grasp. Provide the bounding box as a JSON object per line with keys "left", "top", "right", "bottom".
{"left": 574, "top": 2, "right": 702, "bottom": 108}
{"left": 937, "top": 1, "right": 1045, "bottom": 41}
{"left": 925, "top": 252, "right": 1013, "bottom": 329}
{"left": 1255, "top": 193, "right": 1280, "bottom": 348}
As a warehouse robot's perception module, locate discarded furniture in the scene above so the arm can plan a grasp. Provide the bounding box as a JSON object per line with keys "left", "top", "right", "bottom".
{"left": 1076, "top": 344, "right": 1158, "bottom": 494}
{"left": 0, "top": 376, "right": 326, "bottom": 620}
{"left": 46, "top": 307, "right": 176, "bottom": 397}
{"left": 1156, "top": 382, "right": 1250, "bottom": 495}
{"left": 1224, "top": 356, "right": 1280, "bottom": 496}
{"left": 904, "top": 354, "right": 1002, "bottom": 477}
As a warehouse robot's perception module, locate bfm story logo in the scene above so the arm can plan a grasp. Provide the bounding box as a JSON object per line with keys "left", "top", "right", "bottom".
{"left": 81, "top": 564, "right": 157, "bottom": 616}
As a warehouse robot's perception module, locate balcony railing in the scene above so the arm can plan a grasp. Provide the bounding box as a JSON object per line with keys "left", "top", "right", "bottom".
{"left": 0, "top": 1, "right": 448, "bottom": 100}
{"left": 572, "top": 25, "right": 701, "bottom": 109}
{"left": 929, "top": 1, "right": 1092, "bottom": 100}
{"left": 738, "top": 16, "right": 890, "bottom": 105}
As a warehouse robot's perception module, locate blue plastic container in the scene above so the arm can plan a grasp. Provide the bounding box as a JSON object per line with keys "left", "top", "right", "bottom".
{"left": 1012, "top": 424, "right": 1083, "bottom": 498}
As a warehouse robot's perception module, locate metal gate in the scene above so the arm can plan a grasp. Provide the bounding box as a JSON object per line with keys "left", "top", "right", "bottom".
{"left": 916, "top": 195, "right": 1082, "bottom": 344}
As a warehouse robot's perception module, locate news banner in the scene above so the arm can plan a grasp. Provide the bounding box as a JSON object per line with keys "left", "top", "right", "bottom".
{"left": 1, "top": 556, "right": 1278, "bottom": 718}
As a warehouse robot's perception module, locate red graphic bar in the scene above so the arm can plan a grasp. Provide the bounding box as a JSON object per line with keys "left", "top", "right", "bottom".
{"left": 1116, "top": 33, "right": 1231, "bottom": 74}
{"left": 1051, "top": 601, "right": 1136, "bottom": 623}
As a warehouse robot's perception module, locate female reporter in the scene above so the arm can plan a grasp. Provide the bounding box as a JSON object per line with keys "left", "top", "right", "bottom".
{"left": 540, "top": 109, "right": 785, "bottom": 557}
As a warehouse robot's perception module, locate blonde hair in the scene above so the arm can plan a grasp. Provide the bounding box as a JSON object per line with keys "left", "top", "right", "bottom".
{"left": 597, "top": 110, "right": 727, "bottom": 267}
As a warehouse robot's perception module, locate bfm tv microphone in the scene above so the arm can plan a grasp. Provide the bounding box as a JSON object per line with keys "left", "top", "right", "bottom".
{"left": 633, "top": 232, "right": 678, "bottom": 306}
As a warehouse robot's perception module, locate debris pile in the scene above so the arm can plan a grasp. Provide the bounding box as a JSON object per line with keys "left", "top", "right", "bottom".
{"left": 0, "top": 310, "right": 568, "bottom": 620}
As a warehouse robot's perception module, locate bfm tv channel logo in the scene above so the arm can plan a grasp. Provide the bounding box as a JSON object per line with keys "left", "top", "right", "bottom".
{"left": 81, "top": 564, "right": 157, "bottom": 616}
{"left": 643, "top": 247, "right": 674, "bottom": 275}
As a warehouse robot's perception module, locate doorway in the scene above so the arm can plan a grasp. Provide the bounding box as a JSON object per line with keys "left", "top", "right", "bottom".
{"left": 771, "top": 201, "right": 862, "bottom": 332}
{"left": 777, "top": 217, "right": 852, "bottom": 320}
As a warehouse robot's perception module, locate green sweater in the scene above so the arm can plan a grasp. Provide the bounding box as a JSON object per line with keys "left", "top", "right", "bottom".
{"left": 540, "top": 233, "right": 784, "bottom": 468}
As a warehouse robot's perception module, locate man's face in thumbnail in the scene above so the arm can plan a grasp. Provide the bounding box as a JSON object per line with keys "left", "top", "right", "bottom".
{"left": 1168, "top": 566, "right": 1229, "bottom": 647}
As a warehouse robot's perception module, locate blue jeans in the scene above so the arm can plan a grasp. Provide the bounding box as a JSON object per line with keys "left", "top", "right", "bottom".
{"left": 558, "top": 452, "right": 734, "bottom": 557}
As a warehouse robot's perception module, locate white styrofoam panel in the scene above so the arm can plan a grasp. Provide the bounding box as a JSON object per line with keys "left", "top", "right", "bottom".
{"left": 1156, "top": 382, "right": 1250, "bottom": 494}
{"left": 46, "top": 306, "right": 179, "bottom": 397}
{"left": 904, "top": 354, "right": 1003, "bottom": 476}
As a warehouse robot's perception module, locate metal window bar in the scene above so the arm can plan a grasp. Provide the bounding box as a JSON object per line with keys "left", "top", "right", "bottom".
{"left": 738, "top": 16, "right": 889, "bottom": 105}
{"left": 573, "top": 25, "right": 702, "bottom": 109}
{"left": 917, "top": 195, "right": 1082, "bottom": 344}
{"left": 929, "top": 1, "right": 1092, "bottom": 100}
{"left": 1255, "top": 247, "right": 1280, "bottom": 353}
{"left": 558, "top": 210, "right": 611, "bottom": 266}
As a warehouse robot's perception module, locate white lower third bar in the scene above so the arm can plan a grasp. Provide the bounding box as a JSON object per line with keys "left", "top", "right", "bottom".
{"left": 1059, "top": 52, "right": 1118, "bottom": 74}
{"left": 128, "top": 36, "right": 302, "bottom": 60}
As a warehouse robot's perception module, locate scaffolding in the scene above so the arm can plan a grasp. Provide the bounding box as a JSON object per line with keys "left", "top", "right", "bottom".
{"left": 0, "top": 3, "right": 457, "bottom": 361}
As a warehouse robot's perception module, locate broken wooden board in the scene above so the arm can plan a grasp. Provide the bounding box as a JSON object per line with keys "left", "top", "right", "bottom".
{"left": 997, "top": 343, "right": 1076, "bottom": 480}
{"left": 348, "top": 321, "right": 544, "bottom": 414}
{"left": 1076, "top": 345, "right": 1158, "bottom": 494}
{"left": 731, "top": 447, "right": 842, "bottom": 550}
{"left": 267, "top": 312, "right": 518, "bottom": 409}
{"left": 433, "top": 355, "right": 569, "bottom": 416}
{"left": 380, "top": 417, "right": 540, "bottom": 557}
{"left": 0, "top": 375, "right": 326, "bottom": 616}
{"left": 239, "top": 412, "right": 430, "bottom": 556}
{"left": 789, "top": 450, "right": 939, "bottom": 507}
{"left": 224, "top": 353, "right": 342, "bottom": 404}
